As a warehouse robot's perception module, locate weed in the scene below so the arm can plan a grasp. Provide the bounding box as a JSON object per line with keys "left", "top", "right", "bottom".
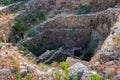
{"left": 54, "top": 70, "right": 62, "bottom": 80}
{"left": 114, "top": 36, "right": 120, "bottom": 43}
{"left": 61, "top": 62, "right": 69, "bottom": 73}
{"left": 12, "top": 58, "right": 20, "bottom": 71}
{"left": 38, "top": 63, "right": 49, "bottom": 71}
{"left": 61, "top": 62, "right": 69, "bottom": 80}
{"left": 16, "top": 71, "right": 22, "bottom": 80}
{"left": 73, "top": 73, "right": 79, "bottom": 80}
{"left": 53, "top": 70, "right": 69, "bottom": 80}
{"left": 89, "top": 73, "right": 103, "bottom": 80}
{"left": 27, "top": 68, "right": 32, "bottom": 80}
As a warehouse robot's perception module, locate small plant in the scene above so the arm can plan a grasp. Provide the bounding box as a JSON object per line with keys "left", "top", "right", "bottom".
{"left": 26, "top": 28, "right": 39, "bottom": 37}
{"left": 12, "top": 58, "right": 20, "bottom": 71}
{"left": 73, "top": 73, "right": 79, "bottom": 80}
{"left": 60, "top": 62, "right": 70, "bottom": 80}
{"left": 22, "top": 42, "right": 28, "bottom": 48}
{"left": 27, "top": 68, "right": 32, "bottom": 80}
{"left": 54, "top": 70, "right": 62, "bottom": 80}
{"left": 39, "top": 12, "right": 46, "bottom": 20}
{"left": 75, "top": 5, "right": 91, "bottom": 15}
{"left": 114, "top": 36, "right": 120, "bottom": 43}
{"left": 76, "top": 9, "right": 87, "bottom": 15}
{"left": 16, "top": 71, "right": 22, "bottom": 80}
{"left": 89, "top": 73, "right": 103, "bottom": 80}
{"left": 23, "top": 15, "right": 29, "bottom": 21}
{"left": 61, "top": 62, "right": 69, "bottom": 72}
{"left": 53, "top": 70, "right": 69, "bottom": 80}
{"left": 31, "top": 17, "right": 37, "bottom": 22}
{"left": 0, "top": 0, "right": 10, "bottom": 5}
{"left": 81, "top": 5, "right": 91, "bottom": 13}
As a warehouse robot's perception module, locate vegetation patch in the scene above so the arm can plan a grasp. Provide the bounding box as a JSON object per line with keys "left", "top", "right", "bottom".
{"left": 0, "top": 0, "right": 24, "bottom": 5}
{"left": 14, "top": 21, "right": 26, "bottom": 31}
{"left": 114, "top": 36, "right": 120, "bottom": 43}
{"left": 89, "top": 73, "right": 103, "bottom": 80}
{"left": 0, "top": 0, "right": 10, "bottom": 5}
{"left": 76, "top": 5, "right": 91, "bottom": 15}
{"left": 38, "top": 12, "right": 46, "bottom": 20}
{"left": 26, "top": 28, "right": 39, "bottom": 37}
{"left": 53, "top": 62, "right": 70, "bottom": 80}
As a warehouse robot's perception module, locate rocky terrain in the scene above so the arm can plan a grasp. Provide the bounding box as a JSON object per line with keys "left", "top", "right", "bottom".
{"left": 0, "top": 0, "right": 120, "bottom": 80}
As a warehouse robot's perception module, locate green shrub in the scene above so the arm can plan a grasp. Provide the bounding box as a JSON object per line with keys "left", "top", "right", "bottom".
{"left": 22, "top": 42, "right": 28, "bottom": 48}
{"left": 81, "top": 5, "right": 91, "bottom": 13}
{"left": 14, "top": 21, "right": 26, "bottom": 31}
{"left": 31, "top": 17, "right": 37, "bottom": 22}
{"left": 27, "top": 68, "right": 32, "bottom": 80}
{"left": 114, "top": 36, "right": 120, "bottom": 43}
{"left": 75, "top": 9, "right": 87, "bottom": 15}
{"left": 0, "top": 0, "right": 10, "bottom": 5}
{"left": 89, "top": 73, "right": 103, "bottom": 80}
{"left": 16, "top": 71, "right": 22, "bottom": 80}
{"left": 39, "top": 12, "right": 46, "bottom": 20}
{"left": 75, "top": 5, "right": 91, "bottom": 15}
{"left": 60, "top": 62, "right": 70, "bottom": 80}
{"left": 61, "top": 62, "right": 69, "bottom": 72}
{"left": 23, "top": 15, "right": 29, "bottom": 21}
{"left": 26, "top": 28, "right": 39, "bottom": 37}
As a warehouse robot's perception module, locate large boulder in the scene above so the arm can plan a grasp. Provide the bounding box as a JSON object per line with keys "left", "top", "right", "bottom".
{"left": 69, "top": 63, "right": 96, "bottom": 80}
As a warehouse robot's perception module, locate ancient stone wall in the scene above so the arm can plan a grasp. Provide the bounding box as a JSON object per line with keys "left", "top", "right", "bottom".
{"left": 37, "top": 8, "right": 120, "bottom": 37}
{"left": 56, "top": 0, "right": 119, "bottom": 12}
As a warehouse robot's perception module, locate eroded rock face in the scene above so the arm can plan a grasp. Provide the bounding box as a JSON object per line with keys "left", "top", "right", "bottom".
{"left": 97, "top": 16, "right": 120, "bottom": 61}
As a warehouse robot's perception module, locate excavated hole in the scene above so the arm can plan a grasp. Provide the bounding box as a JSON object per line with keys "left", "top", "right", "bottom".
{"left": 20, "top": 7, "right": 119, "bottom": 63}
{"left": 22, "top": 14, "right": 114, "bottom": 62}
{"left": 22, "top": 28, "right": 96, "bottom": 62}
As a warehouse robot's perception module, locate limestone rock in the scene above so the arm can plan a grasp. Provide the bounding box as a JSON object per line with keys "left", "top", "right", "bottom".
{"left": 69, "top": 63, "right": 96, "bottom": 80}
